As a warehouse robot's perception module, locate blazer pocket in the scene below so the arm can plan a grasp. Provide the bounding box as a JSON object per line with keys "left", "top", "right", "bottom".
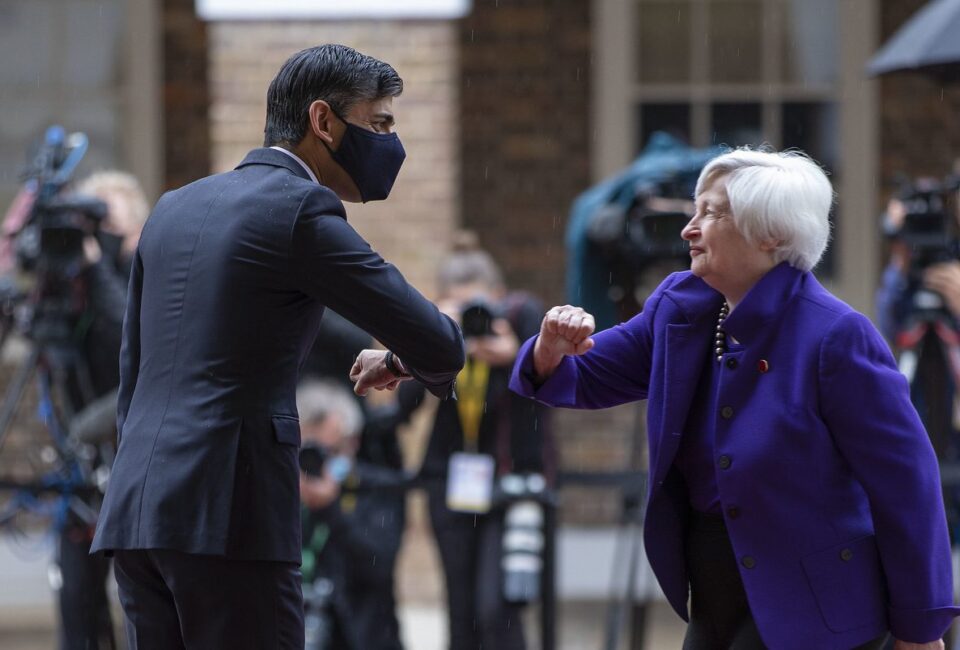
{"left": 801, "top": 535, "right": 887, "bottom": 633}
{"left": 271, "top": 415, "right": 301, "bottom": 447}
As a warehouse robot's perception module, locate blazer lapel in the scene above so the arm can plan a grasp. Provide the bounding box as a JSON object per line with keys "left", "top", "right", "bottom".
{"left": 650, "top": 319, "right": 711, "bottom": 487}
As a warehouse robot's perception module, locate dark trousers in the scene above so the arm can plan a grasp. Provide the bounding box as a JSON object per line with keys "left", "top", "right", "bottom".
{"left": 58, "top": 524, "right": 115, "bottom": 650}
{"left": 113, "top": 549, "right": 303, "bottom": 650}
{"left": 682, "top": 512, "right": 889, "bottom": 650}
{"left": 428, "top": 487, "right": 526, "bottom": 650}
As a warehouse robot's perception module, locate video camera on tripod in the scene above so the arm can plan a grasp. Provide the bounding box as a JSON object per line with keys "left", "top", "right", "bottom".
{"left": 5, "top": 126, "right": 107, "bottom": 342}
{"left": 586, "top": 175, "right": 696, "bottom": 319}
{"left": 0, "top": 125, "right": 108, "bottom": 503}
{"left": 885, "top": 174, "right": 960, "bottom": 288}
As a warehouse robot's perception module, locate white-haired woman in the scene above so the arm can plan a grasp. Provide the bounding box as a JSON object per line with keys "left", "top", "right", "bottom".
{"left": 511, "top": 149, "right": 959, "bottom": 649}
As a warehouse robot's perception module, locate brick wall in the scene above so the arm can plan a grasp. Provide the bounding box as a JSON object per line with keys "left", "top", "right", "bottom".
{"left": 458, "top": 1, "right": 636, "bottom": 525}
{"left": 459, "top": 0, "right": 592, "bottom": 309}
{"left": 162, "top": 0, "right": 211, "bottom": 191}
{"left": 879, "top": 0, "right": 960, "bottom": 188}
{"left": 207, "top": 21, "right": 460, "bottom": 297}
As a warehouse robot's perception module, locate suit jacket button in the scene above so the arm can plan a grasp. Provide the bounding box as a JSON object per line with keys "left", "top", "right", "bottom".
{"left": 726, "top": 358, "right": 738, "bottom": 370}
{"left": 840, "top": 548, "right": 853, "bottom": 562}
{"left": 726, "top": 506, "right": 741, "bottom": 519}
{"left": 718, "top": 455, "right": 732, "bottom": 470}
{"left": 741, "top": 556, "right": 756, "bottom": 569}
{"left": 721, "top": 406, "right": 734, "bottom": 419}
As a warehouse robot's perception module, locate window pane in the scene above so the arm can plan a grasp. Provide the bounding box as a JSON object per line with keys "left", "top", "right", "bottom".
{"left": 781, "top": 0, "right": 839, "bottom": 85}
{"left": 636, "top": 1, "right": 692, "bottom": 83}
{"left": 711, "top": 103, "right": 762, "bottom": 148}
{"left": 782, "top": 102, "right": 839, "bottom": 278}
{"left": 638, "top": 103, "right": 691, "bottom": 151}
{"left": 708, "top": 1, "right": 763, "bottom": 83}
{"left": 781, "top": 102, "right": 839, "bottom": 170}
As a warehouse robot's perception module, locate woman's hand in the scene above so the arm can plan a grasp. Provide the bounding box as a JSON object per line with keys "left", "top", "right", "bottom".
{"left": 467, "top": 318, "right": 519, "bottom": 367}
{"left": 923, "top": 261, "right": 960, "bottom": 319}
{"left": 533, "top": 305, "right": 595, "bottom": 381}
{"left": 893, "top": 639, "right": 944, "bottom": 650}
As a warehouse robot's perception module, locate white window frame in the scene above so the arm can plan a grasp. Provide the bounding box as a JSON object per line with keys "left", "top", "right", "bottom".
{"left": 592, "top": 0, "right": 880, "bottom": 313}
{"left": 196, "top": 0, "right": 471, "bottom": 20}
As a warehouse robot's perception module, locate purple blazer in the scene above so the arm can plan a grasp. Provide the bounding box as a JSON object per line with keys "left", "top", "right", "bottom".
{"left": 511, "top": 263, "right": 959, "bottom": 649}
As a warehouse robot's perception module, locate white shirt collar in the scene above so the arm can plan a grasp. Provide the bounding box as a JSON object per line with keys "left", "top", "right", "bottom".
{"left": 269, "top": 146, "right": 319, "bottom": 184}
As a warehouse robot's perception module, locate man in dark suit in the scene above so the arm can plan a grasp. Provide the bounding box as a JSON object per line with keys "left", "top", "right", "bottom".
{"left": 90, "top": 44, "right": 465, "bottom": 649}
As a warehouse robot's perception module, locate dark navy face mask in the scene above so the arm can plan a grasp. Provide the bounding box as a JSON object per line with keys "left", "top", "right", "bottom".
{"left": 326, "top": 113, "right": 406, "bottom": 202}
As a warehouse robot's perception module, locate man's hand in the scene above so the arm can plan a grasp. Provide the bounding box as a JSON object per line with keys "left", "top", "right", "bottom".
{"left": 467, "top": 318, "right": 519, "bottom": 367}
{"left": 299, "top": 472, "right": 340, "bottom": 510}
{"left": 894, "top": 639, "right": 944, "bottom": 650}
{"left": 349, "top": 349, "right": 411, "bottom": 396}
{"left": 924, "top": 261, "right": 960, "bottom": 318}
{"left": 533, "top": 305, "right": 595, "bottom": 380}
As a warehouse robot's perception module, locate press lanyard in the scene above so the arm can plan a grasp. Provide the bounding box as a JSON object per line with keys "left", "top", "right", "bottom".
{"left": 456, "top": 358, "right": 490, "bottom": 453}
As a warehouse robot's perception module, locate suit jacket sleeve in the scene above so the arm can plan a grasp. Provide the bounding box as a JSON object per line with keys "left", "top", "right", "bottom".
{"left": 290, "top": 188, "right": 464, "bottom": 398}
{"left": 509, "top": 273, "right": 679, "bottom": 408}
{"left": 819, "top": 311, "right": 960, "bottom": 643}
{"left": 116, "top": 246, "right": 144, "bottom": 442}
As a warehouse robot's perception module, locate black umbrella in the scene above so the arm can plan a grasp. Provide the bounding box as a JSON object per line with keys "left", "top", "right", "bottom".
{"left": 867, "top": 0, "right": 960, "bottom": 79}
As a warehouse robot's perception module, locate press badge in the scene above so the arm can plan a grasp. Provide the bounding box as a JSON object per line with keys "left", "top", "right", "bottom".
{"left": 446, "top": 452, "right": 495, "bottom": 513}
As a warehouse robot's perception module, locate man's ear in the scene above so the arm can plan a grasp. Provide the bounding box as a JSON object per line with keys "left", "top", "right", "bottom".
{"left": 308, "top": 100, "right": 336, "bottom": 147}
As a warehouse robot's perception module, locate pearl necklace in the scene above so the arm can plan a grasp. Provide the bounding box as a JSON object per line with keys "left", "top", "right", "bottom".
{"left": 714, "top": 302, "right": 730, "bottom": 363}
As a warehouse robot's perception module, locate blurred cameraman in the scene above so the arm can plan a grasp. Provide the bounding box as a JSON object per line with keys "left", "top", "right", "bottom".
{"left": 55, "top": 170, "right": 148, "bottom": 650}
{"left": 298, "top": 379, "right": 408, "bottom": 650}
{"left": 400, "top": 234, "right": 554, "bottom": 650}
{"left": 876, "top": 177, "right": 960, "bottom": 546}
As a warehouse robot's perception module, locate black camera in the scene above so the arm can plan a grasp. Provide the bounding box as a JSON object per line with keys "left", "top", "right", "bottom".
{"left": 16, "top": 196, "right": 106, "bottom": 273}
{"left": 6, "top": 127, "right": 107, "bottom": 345}
{"left": 887, "top": 176, "right": 960, "bottom": 278}
{"left": 586, "top": 176, "right": 695, "bottom": 320}
{"left": 460, "top": 299, "right": 499, "bottom": 338}
{"left": 299, "top": 443, "right": 328, "bottom": 477}
{"left": 588, "top": 177, "right": 693, "bottom": 274}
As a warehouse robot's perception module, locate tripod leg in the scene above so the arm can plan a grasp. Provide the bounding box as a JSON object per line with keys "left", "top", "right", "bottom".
{"left": 0, "top": 344, "right": 41, "bottom": 453}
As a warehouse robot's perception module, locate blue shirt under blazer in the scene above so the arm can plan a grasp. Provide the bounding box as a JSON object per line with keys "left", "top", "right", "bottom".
{"left": 91, "top": 148, "right": 464, "bottom": 564}
{"left": 511, "top": 262, "right": 959, "bottom": 649}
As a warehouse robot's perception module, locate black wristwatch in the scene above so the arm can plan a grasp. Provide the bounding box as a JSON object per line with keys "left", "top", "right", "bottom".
{"left": 384, "top": 350, "right": 409, "bottom": 378}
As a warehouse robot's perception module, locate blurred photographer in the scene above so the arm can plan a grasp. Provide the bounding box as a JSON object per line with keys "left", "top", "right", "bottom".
{"left": 400, "top": 234, "right": 555, "bottom": 650}
{"left": 47, "top": 170, "right": 148, "bottom": 650}
{"left": 298, "top": 379, "right": 407, "bottom": 650}
{"left": 876, "top": 174, "right": 960, "bottom": 545}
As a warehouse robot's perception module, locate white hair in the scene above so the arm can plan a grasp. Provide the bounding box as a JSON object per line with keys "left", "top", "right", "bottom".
{"left": 694, "top": 148, "right": 834, "bottom": 272}
{"left": 296, "top": 379, "right": 364, "bottom": 438}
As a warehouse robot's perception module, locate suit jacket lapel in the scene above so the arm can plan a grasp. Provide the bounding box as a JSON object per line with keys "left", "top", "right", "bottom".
{"left": 651, "top": 319, "right": 712, "bottom": 487}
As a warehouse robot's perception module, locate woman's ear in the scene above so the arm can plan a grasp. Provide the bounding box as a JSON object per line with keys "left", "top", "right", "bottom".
{"left": 759, "top": 238, "right": 782, "bottom": 253}
{"left": 308, "top": 100, "right": 337, "bottom": 147}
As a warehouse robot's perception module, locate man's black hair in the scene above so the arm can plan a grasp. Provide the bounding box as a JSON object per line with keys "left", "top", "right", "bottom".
{"left": 263, "top": 44, "right": 403, "bottom": 147}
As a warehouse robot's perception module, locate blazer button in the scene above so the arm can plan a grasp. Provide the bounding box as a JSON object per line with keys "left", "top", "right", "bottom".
{"left": 718, "top": 455, "right": 732, "bottom": 470}
{"left": 840, "top": 548, "right": 853, "bottom": 562}
{"left": 721, "top": 406, "right": 734, "bottom": 419}
{"left": 741, "top": 556, "right": 756, "bottom": 569}
{"left": 726, "top": 506, "right": 741, "bottom": 519}
{"left": 757, "top": 359, "right": 770, "bottom": 373}
{"left": 726, "top": 358, "right": 738, "bottom": 370}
